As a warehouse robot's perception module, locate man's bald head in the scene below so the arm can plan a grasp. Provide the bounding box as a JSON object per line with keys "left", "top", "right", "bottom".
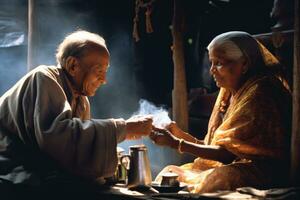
{"left": 56, "top": 30, "right": 109, "bottom": 69}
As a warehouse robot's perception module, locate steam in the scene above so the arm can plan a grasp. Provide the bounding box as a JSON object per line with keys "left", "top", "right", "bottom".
{"left": 0, "top": 1, "right": 184, "bottom": 178}
{"left": 119, "top": 99, "right": 185, "bottom": 178}
{"left": 133, "top": 99, "right": 171, "bottom": 128}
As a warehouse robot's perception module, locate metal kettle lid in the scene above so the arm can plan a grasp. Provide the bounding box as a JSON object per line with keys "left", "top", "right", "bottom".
{"left": 117, "top": 146, "right": 125, "bottom": 153}
{"left": 129, "top": 144, "right": 147, "bottom": 150}
{"left": 162, "top": 172, "right": 179, "bottom": 178}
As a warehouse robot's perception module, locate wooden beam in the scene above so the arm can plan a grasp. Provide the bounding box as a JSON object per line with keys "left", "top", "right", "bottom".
{"left": 253, "top": 30, "right": 294, "bottom": 46}
{"left": 291, "top": 0, "right": 300, "bottom": 186}
{"left": 171, "top": 0, "right": 188, "bottom": 132}
{"left": 27, "top": 0, "right": 39, "bottom": 71}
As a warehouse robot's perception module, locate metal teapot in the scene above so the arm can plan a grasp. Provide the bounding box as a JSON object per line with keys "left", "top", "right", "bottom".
{"left": 115, "top": 147, "right": 128, "bottom": 183}
{"left": 107, "top": 147, "right": 128, "bottom": 184}
{"left": 121, "top": 145, "right": 152, "bottom": 189}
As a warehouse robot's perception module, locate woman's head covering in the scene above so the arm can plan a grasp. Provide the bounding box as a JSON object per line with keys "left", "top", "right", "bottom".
{"left": 208, "top": 31, "right": 282, "bottom": 77}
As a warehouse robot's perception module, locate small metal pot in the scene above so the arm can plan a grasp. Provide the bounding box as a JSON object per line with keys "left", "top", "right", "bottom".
{"left": 121, "top": 145, "right": 152, "bottom": 189}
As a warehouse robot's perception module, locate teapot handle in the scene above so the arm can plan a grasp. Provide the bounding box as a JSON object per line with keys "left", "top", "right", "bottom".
{"left": 120, "top": 154, "right": 131, "bottom": 170}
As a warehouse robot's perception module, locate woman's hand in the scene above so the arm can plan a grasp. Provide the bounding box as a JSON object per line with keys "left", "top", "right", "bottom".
{"left": 125, "top": 115, "right": 153, "bottom": 140}
{"left": 167, "top": 121, "right": 203, "bottom": 144}
{"left": 149, "top": 126, "right": 179, "bottom": 149}
{"left": 167, "top": 121, "right": 186, "bottom": 139}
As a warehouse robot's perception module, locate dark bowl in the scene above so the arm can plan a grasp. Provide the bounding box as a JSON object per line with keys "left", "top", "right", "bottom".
{"left": 151, "top": 182, "right": 187, "bottom": 193}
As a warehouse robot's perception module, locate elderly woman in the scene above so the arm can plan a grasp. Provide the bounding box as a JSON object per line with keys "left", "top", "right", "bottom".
{"left": 150, "top": 31, "right": 291, "bottom": 193}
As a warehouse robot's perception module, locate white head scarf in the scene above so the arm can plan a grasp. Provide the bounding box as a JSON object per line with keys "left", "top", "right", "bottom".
{"left": 208, "top": 31, "right": 281, "bottom": 74}
{"left": 208, "top": 31, "right": 289, "bottom": 90}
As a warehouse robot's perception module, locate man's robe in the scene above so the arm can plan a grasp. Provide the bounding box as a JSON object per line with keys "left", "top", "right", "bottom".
{"left": 0, "top": 65, "right": 126, "bottom": 184}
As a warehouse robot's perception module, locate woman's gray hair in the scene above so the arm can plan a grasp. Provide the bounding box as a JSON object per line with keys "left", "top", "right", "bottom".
{"left": 207, "top": 31, "right": 267, "bottom": 70}
{"left": 56, "top": 30, "right": 109, "bottom": 68}
{"left": 207, "top": 31, "right": 285, "bottom": 82}
{"left": 207, "top": 38, "right": 244, "bottom": 62}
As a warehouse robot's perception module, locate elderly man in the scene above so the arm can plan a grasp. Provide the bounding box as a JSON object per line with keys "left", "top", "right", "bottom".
{"left": 0, "top": 30, "right": 152, "bottom": 191}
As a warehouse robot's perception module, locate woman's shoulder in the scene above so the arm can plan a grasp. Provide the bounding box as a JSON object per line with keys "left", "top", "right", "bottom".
{"left": 241, "top": 75, "right": 292, "bottom": 109}
{"left": 247, "top": 75, "right": 290, "bottom": 95}
{"left": 233, "top": 75, "right": 291, "bottom": 108}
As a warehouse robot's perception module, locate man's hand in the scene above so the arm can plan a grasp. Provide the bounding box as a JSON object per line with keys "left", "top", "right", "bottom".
{"left": 125, "top": 115, "right": 153, "bottom": 140}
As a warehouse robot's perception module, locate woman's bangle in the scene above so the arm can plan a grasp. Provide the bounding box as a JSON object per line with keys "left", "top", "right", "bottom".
{"left": 194, "top": 137, "right": 198, "bottom": 144}
{"left": 177, "top": 139, "right": 184, "bottom": 154}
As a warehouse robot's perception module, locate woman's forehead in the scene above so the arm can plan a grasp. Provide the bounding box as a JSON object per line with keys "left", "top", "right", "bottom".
{"left": 209, "top": 48, "right": 228, "bottom": 60}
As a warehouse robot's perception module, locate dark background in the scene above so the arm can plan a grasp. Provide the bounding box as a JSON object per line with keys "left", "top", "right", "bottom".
{"left": 0, "top": 0, "right": 284, "bottom": 176}
{"left": 0, "top": 0, "right": 276, "bottom": 117}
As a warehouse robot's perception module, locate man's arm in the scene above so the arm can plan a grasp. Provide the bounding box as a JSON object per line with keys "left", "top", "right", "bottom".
{"left": 28, "top": 70, "right": 123, "bottom": 179}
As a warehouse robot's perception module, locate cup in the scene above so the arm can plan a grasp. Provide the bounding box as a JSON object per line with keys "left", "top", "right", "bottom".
{"left": 160, "top": 172, "right": 179, "bottom": 187}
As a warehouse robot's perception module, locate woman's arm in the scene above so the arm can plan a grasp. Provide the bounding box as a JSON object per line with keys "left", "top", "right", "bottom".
{"left": 167, "top": 122, "right": 204, "bottom": 144}
{"left": 151, "top": 127, "right": 235, "bottom": 164}
{"left": 178, "top": 140, "right": 236, "bottom": 164}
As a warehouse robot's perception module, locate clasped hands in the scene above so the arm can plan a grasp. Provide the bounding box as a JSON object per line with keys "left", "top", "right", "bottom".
{"left": 125, "top": 115, "right": 183, "bottom": 148}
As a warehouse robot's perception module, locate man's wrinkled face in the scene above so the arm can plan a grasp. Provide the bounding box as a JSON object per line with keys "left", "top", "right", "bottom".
{"left": 73, "top": 49, "right": 109, "bottom": 96}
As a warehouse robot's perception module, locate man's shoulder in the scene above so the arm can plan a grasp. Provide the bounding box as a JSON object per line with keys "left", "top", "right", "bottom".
{"left": 27, "top": 65, "right": 64, "bottom": 82}
{"left": 31, "top": 65, "right": 60, "bottom": 76}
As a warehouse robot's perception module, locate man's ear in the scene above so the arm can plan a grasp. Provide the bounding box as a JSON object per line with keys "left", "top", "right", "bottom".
{"left": 65, "top": 56, "right": 79, "bottom": 76}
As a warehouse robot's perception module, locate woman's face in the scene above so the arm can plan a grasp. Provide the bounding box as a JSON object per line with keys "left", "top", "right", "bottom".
{"left": 209, "top": 48, "right": 246, "bottom": 92}
{"left": 73, "top": 50, "right": 109, "bottom": 96}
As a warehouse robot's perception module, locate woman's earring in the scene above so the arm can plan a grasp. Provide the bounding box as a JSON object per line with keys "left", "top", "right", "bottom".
{"left": 242, "top": 61, "right": 248, "bottom": 74}
{"left": 242, "top": 65, "right": 248, "bottom": 74}
{"left": 211, "top": 67, "right": 217, "bottom": 73}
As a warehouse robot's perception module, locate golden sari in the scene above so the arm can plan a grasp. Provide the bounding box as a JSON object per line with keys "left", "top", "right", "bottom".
{"left": 178, "top": 75, "right": 291, "bottom": 193}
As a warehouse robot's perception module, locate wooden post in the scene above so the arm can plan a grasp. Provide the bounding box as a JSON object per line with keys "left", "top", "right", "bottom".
{"left": 27, "top": 0, "right": 39, "bottom": 71}
{"left": 171, "top": 0, "right": 188, "bottom": 132}
{"left": 291, "top": 0, "right": 300, "bottom": 186}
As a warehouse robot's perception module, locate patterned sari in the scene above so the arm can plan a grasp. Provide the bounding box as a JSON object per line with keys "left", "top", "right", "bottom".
{"left": 179, "top": 74, "right": 291, "bottom": 193}
{"left": 155, "top": 32, "right": 291, "bottom": 193}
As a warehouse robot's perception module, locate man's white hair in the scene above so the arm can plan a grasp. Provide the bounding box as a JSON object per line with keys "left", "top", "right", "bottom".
{"left": 56, "top": 30, "right": 109, "bottom": 68}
